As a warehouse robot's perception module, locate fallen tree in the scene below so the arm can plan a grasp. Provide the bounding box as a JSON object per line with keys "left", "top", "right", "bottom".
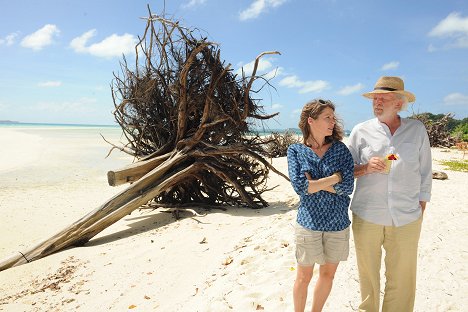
{"left": 0, "top": 6, "right": 288, "bottom": 271}
{"left": 411, "top": 113, "right": 457, "bottom": 147}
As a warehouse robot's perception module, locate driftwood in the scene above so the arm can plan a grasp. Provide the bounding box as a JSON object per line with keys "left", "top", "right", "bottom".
{"left": 0, "top": 7, "right": 288, "bottom": 271}
{"left": 261, "top": 130, "right": 300, "bottom": 158}
{"left": 411, "top": 113, "right": 457, "bottom": 148}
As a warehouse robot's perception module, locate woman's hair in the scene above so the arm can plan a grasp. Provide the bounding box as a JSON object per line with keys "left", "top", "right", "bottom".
{"left": 298, "top": 99, "right": 344, "bottom": 144}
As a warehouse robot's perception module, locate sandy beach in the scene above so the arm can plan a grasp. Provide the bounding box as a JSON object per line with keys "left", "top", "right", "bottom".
{"left": 0, "top": 126, "right": 467, "bottom": 311}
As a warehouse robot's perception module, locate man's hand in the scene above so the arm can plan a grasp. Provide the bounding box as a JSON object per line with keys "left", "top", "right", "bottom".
{"left": 420, "top": 201, "right": 427, "bottom": 214}
{"left": 366, "top": 157, "right": 386, "bottom": 174}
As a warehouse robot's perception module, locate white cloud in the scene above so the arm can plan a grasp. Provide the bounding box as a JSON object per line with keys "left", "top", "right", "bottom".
{"left": 38, "top": 81, "right": 62, "bottom": 87}
{"left": 381, "top": 61, "right": 399, "bottom": 71}
{"left": 239, "top": 0, "right": 287, "bottom": 21}
{"left": 21, "top": 24, "right": 60, "bottom": 50}
{"left": 6, "top": 33, "right": 18, "bottom": 46}
{"left": 263, "top": 67, "right": 283, "bottom": 80}
{"left": 0, "top": 32, "right": 19, "bottom": 46}
{"left": 236, "top": 57, "right": 283, "bottom": 80}
{"left": 443, "top": 92, "right": 468, "bottom": 106}
{"left": 33, "top": 97, "right": 97, "bottom": 113}
{"left": 428, "top": 12, "right": 468, "bottom": 49}
{"left": 427, "top": 44, "right": 437, "bottom": 52}
{"left": 271, "top": 103, "right": 283, "bottom": 109}
{"left": 279, "top": 75, "right": 329, "bottom": 94}
{"left": 182, "top": 0, "right": 207, "bottom": 9}
{"left": 292, "top": 108, "right": 302, "bottom": 116}
{"left": 236, "top": 57, "right": 273, "bottom": 75}
{"left": 70, "top": 29, "right": 95, "bottom": 53}
{"left": 70, "top": 29, "right": 137, "bottom": 58}
{"left": 338, "top": 83, "right": 364, "bottom": 95}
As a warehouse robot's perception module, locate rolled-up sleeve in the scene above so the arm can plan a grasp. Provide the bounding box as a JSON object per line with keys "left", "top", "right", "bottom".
{"left": 333, "top": 144, "right": 355, "bottom": 196}
{"left": 287, "top": 145, "right": 309, "bottom": 196}
{"left": 419, "top": 125, "right": 432, "bottom": 202}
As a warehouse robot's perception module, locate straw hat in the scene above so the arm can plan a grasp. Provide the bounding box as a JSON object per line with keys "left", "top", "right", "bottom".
{"left": 362, "top": 76, "right": 415, "bottom": 103}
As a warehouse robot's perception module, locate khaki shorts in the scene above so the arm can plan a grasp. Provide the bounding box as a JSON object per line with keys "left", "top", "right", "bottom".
{"left": 294, "top": 223, "right": 350, "bottom": 266}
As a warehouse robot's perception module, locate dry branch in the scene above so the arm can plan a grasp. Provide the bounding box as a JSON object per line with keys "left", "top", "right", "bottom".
{"left": 0, "top": 6, "right": 288, "bottom": 271}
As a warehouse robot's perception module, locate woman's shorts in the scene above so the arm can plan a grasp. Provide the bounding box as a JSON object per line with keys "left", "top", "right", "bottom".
{"left": 294, "top": 223, "right": 350, "bottom": 266}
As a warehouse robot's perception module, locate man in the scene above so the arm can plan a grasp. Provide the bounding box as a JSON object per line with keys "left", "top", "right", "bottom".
{"left": 347, "top": 76, "right": 432, "bottom": 312}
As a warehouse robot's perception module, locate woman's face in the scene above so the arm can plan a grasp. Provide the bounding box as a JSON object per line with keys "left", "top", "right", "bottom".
{"left": 308, "top": 106, "right": 336, "bottom": 137}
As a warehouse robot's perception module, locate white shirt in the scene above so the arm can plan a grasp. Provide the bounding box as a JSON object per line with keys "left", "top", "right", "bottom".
{"left": 347, "top": 117, "right": 432, "bottom": 226}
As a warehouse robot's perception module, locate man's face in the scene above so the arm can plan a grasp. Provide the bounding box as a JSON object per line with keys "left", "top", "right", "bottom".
{"left": 372, "top": 93, "right": 401, "bottom": 118}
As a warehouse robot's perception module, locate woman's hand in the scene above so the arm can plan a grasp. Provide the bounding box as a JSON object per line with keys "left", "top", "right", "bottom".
{"left": 333, "top": 171, "right": 342, "bottom": 183}
{"left": 304, "top": 171, "right": 339, "bottom": 194}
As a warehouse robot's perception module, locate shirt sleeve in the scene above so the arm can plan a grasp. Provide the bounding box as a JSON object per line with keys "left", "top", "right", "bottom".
{"left": 418, "top": 124, "right": 432, "bottom": 202}
{"left": 287, "top": 144, "right": 309, "bottom": 196}
{"left": 333, "top": 143, "right": 355, "bottom": 196}
{"left": 346, "top": 127, "right": 360, "bottom": 165}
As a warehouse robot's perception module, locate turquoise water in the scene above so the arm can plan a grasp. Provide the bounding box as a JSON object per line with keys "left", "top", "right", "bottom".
{"left": 0, "top": 122, "right": 119, "bottom": 129}
{"left": 0, "top": 122, "right": 350, "bottom": 136}
{"left": 0, "top": 122, "right": 294, "bottom": 134}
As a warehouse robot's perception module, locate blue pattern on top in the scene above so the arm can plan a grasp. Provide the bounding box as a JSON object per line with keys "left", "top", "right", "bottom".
{"left": 287, "top": 141, "right": 355, "bottom": 231}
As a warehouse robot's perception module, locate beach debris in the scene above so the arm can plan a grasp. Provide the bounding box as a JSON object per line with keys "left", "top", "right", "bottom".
{"left": 0, "top": 5, "right": 288, "bottom": 271}
{"left": 432, "top": 171, "right": 448, "bottom": 180}
{"left": 410, "top": 113, "right": 458, "bottom": 148}
{"left": 455, "top": 142, "right": 467, "bottom": 158}
{"left": 260, "top": 130, "right": 300, "bottom": 157}
{"left": 222, "top": 256, "right": 234, "bottom": 266}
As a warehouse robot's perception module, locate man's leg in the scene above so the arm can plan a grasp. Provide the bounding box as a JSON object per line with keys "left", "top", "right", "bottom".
{"left": 352, "top": 214, "right": 384, "bottom": 312}
{"left": 382, "top": 217, "right": 422, "bottom": 312}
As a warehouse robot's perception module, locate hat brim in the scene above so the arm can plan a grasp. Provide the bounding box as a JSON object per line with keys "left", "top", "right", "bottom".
{"left": 362, "top": 90, "right": 415, "bottom": 103}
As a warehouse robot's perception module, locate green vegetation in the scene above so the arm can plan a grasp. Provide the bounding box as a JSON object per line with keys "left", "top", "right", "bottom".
{"left": 410, "top": 113, "right": 468, "bottom": 148}
{"left": 412, "top": 113, "right": 468, "bottom": 142}
{"left": 451, "top": 123, "right": 468, "bottom": 142}
{"left": 413, "top": 113, "right": 467, "bottom": 132}
{"left": 439, "top": 159, "right": 468, "bottom": 172}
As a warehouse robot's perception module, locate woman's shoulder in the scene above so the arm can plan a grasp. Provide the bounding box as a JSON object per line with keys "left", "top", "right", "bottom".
{"left": 331, "top": 140, "right": 347, "bottom": 150}
{"left": 288, "top": 142, "right": 306, "bottom": 151}
{"left": 329, "top": 140, "right": 353, "bottom": 157}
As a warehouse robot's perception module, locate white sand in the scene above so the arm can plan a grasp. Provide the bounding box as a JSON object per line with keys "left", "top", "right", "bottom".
{"left": 0, "top": 127, "right": 467, "bottom": 311}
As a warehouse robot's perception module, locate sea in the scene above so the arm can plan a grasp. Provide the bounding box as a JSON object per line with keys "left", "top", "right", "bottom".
{"left": 0, "top": 122, "right": 350, "bottom": 136}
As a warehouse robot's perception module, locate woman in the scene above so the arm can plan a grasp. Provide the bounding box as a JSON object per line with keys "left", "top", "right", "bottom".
{"left": 287, "top": 99, "right": 354, "bottom": 312}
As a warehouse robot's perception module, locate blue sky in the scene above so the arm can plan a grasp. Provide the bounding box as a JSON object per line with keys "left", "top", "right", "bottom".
{"left": 1, "top": 0, "right": 467, "bottom": 130}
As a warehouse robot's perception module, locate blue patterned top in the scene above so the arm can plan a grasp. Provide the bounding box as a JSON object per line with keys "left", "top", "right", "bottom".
{"left": 287, "top": 141, "right": 355, "bottom": 231}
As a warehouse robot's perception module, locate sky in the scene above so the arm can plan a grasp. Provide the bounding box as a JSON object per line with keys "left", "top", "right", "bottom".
{"left": 1, "top": 0, "right": 467, "bottom": 130}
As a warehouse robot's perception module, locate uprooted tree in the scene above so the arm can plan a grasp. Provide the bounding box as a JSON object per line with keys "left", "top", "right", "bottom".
{"left": 0, "top": 7, "right": 288, "bottom": 271}
{"left": 410, "top": 113, "right": 458, "bottom": 148}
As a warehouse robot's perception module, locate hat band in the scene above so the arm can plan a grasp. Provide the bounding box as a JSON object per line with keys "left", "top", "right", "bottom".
{"left": 374, "top": 87, "right": 398, "bottom": 91}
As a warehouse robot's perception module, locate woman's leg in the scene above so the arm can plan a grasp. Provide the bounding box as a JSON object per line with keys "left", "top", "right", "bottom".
{"left": 293, "top": 264, "right": 314, "bottom": 312}
{"left": 311, "top": 262, "right": 339, "bottom": 312}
